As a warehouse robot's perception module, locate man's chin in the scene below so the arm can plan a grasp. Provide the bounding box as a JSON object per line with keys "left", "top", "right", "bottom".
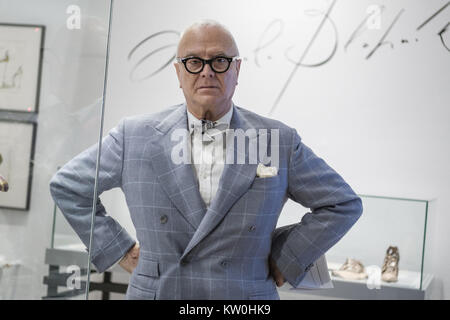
{"left": 195, "top": 96, "right": 222, "bottom": 107}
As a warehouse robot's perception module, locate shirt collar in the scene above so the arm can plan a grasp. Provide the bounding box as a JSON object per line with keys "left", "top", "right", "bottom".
{"left": 187, "top": 103, "right": 234, "bottom": 134}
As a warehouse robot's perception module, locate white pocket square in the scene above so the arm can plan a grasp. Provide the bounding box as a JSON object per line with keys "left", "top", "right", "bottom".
{"left": 256, "top": 163, "right": 278, "bottom": 178}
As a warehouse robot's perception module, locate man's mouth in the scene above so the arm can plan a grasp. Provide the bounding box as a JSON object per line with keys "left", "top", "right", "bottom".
{"left": 198, "top": 86, "right": 218, "bottom": 89}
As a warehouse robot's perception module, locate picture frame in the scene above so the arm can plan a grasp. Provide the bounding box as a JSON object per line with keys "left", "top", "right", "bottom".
{"left": 0, "top": 119, "right": 37, "bottom": 210}
{"left": 0, "top": 23, "right": 45, "bottom": 113}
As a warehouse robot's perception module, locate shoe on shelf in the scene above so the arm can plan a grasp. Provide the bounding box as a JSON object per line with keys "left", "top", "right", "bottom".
{"left": 381, "top": 246, "right": 400, "bottom": 282}
{"left": 332, "top": 258, "right": 368, "bottom": 280}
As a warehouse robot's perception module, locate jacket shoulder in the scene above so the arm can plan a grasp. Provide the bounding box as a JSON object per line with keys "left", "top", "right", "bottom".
{"left": 120, "top": 104, "right": 183, "bottom": 132}
{"left": 235, "top": 105, "right": 294, "bottom": 135}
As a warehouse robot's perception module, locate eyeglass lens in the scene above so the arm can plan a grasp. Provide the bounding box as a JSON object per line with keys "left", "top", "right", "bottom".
{"left": 185, "top": 57, "right": 230, "bottom": 73}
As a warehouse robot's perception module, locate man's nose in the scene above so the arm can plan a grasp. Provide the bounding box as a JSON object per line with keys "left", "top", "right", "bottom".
{"left": 200, "top": 63, "right": 215, "bottom": 77}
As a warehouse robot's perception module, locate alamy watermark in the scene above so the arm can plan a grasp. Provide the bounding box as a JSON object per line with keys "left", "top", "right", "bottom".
{"left": 366, "top": 5, "right": 382, "bottom": 30}
{"left": 366, "top": 265, "right": 382, "bottom": 290}
{"left": 66, "top": 265, "right": 81, "bottom": 290}
{"left": 66, "top": 5, "right": 81, "bottom": 30}
{"left": 170, "top": 128, "right": 280, "bottom": 168}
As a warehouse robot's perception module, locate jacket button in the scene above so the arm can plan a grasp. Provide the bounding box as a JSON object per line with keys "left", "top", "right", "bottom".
{"left": 221, "top": 260, "right": 229, "bottom": 268}
{"left": 180, "top": 259, "right": 189, "bottom": 266}
{"left": 160, "top": 215, "right": 168, "bottom": 224}
{"left": 249, "top": 225, "right": 256, "bottom": 232}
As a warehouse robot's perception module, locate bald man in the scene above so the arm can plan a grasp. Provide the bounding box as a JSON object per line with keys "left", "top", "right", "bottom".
{"left": 50, "top": 20, "right": 362, "bottom": 300}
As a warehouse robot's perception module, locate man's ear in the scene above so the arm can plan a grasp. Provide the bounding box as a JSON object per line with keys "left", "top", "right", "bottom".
{"left": 235, "top": 59, "right": 241, "bottom": 82}
{"left": 236, "top": 59, "right": 241, "bottom": 77}
{"left": 174, "top": 62, "right": 182, "bottom": 88}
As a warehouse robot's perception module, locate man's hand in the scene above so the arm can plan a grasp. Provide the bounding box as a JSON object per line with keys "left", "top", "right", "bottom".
{"left": 269, "top": 257, "right": 285, "bottom": 287}
{"left": 119, "top": 242, "right": 140, "bottom": 273}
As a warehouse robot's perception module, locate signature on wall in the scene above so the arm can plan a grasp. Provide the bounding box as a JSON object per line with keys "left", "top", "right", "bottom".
{"left": 126, "top": 0, "right": 449, "bottom": 114}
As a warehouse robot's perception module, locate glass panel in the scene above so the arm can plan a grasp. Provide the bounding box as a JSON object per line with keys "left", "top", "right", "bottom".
{"left": 326, "top": 195, "right": 430, "bottom": 291}
{"left": 0, "top": 0, "right": 111, "bottom": 299}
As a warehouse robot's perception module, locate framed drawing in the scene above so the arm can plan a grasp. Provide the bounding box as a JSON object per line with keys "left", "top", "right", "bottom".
{"left": 0, "top": 23, "right": 45, "bottom": 113}
{"left": 0, "top": 120, "right": 36, "bottom": 210}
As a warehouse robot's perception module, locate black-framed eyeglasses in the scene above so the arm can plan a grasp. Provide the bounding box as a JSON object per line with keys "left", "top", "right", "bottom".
{"left": 176, "top": 56, "right": 240, "bottom": 74}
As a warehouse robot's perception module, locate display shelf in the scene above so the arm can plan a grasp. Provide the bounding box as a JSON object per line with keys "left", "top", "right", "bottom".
{"left": 278, "top": 274, "right": 433, "bottom": 300}
{"left": 328, "top": 262, "right": 433, "bottom": 291}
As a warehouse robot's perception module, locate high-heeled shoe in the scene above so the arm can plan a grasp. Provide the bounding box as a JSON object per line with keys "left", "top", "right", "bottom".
{"left": 381, "top": 246, "right": 400, "bottom": 282}
{"left": 332, "top": 258, "right": 368, "bottom": 280}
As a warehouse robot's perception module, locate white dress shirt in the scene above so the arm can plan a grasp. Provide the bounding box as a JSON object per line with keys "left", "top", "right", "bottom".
{"left": 186, "top": 105, "right": 233, "bottom": 207}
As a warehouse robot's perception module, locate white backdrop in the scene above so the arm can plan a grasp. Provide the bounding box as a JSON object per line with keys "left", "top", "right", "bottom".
{"left": 100, "top": 0, "right": 450, "bottom": 298}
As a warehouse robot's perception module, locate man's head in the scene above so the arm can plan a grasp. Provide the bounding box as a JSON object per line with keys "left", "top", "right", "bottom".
{"left": 174, "top": 20, "right": 241, "bottom": 120}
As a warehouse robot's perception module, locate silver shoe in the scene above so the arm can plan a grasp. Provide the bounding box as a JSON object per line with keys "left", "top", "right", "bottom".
{"left": 332, "top": 258, "right": 368, "bottom": 280}
{"left": 381, "top": 246, "right": 400, "bottom": 282}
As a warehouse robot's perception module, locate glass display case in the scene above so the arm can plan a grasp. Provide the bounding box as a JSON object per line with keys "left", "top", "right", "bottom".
{"left": 45, "top": 201, "right": 129, "bottom": 300}
{"left": 278, "top": 194, "right": 434, "bottom": 300}
{"left": 327, "top": 195, "right": 431, "bottom": 290}
{"left": 44, "top": 201, "right": 90, "bottom": 299}
{"left": 0, "top": 0, "right": 111, "bottom": 300}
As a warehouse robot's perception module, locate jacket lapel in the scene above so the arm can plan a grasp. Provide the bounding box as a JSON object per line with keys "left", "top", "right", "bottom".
{"left": 181, "top": 104, "right": 260, "bottom": 260}
{"left": 146, "top": 103, "right": 207, "bottom": 230}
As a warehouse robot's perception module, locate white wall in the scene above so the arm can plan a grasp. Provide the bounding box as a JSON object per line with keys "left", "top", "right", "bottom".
{"left": 102, "top": 0, "right": 450, "bottom": 299}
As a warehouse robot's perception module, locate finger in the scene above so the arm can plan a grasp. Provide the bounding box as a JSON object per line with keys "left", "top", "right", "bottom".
{"left": 277, "top": 278, "right": 285, "bottom": 287}
{"left": 269, "top": 258, "right": 285, "bottom": 286}
{"left": 274, "top": 273, "right": 285, "bottom": 287}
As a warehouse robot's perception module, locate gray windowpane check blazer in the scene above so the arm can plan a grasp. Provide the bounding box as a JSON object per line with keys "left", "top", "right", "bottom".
{"left": 49, "top": 103, "right": 362, "bottom": 300}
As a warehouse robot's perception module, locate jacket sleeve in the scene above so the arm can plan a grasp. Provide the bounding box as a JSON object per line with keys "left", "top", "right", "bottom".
{"left": 49, "top": 119, "right": 136, "bottom": 273}
{"left": 270, "top": 128, "right": 363, "bottom": 287}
